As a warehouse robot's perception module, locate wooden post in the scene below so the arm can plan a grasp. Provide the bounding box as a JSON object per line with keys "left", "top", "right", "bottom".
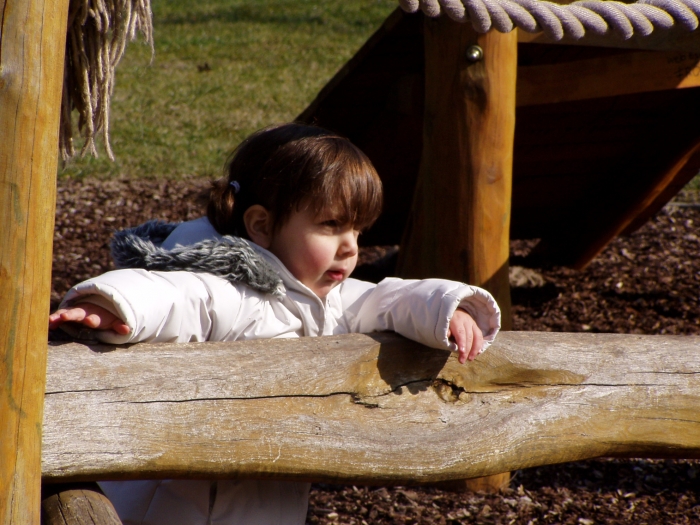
{"left": 41, "top": 484, "right": 122, "bottom": 525}
{"left": 397, "top": 16, "right": 517, "bottom": 491}
{"left": 1, "top": 0, "right": 70, "bottom": 522}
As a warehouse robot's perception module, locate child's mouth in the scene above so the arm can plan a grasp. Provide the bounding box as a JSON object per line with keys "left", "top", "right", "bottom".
{"left": 326, "top": 270, "right": 344, "bottom": 281}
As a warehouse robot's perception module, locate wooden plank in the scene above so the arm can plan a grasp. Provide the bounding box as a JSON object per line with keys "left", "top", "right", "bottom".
{"left": 518, "top": 48, "right": 700, "bottom": 106}
{"left": 41, "top": 332, "right": 700, "bottom": 484}
{"left": 0, "top": 0, "right": 70, "bottom": 522}
{"left": 519, "top": 26, "right": 700, "bottom": 53}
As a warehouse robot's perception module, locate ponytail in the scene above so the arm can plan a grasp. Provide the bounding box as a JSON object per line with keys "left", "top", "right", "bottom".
{"left": 207, "top": 177, "right": 238, "bottom": 236}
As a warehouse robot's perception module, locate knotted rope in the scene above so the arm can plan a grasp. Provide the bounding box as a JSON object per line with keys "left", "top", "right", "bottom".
{"left": 398, "top": 0, "right": 700, "bottom": 40}
{"left": 61, "top": 0, "right": 153, "bottom": 161}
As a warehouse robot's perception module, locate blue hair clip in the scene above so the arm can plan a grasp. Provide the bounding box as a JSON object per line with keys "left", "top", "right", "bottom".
{"left": 229, "top": 180, "right": 241, "bottom": 194}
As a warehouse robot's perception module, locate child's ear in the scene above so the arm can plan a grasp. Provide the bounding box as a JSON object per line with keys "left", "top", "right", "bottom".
{"left": 243, "top": 205, "right": 273, "bottom": 248}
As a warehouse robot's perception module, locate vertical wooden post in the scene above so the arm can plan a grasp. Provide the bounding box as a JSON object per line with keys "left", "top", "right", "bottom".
{"left": 1, "top": 0, "right": 70, "bottom": 522}
{"left": 397, "top": 16, "right": 517, "bottom": 491}
{"left": 41, "top": 483, "right": 123, "bottom": 525}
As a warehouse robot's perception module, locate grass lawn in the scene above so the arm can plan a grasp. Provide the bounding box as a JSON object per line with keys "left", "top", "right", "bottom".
{"left": 60, "top": 0, "right": 396, "bottom": 180}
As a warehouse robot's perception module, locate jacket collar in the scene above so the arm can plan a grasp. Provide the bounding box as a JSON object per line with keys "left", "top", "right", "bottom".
{"left": 110, "top": 220, "right": 285, "bottom": 296}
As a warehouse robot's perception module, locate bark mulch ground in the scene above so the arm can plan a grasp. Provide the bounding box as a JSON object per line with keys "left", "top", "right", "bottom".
{"left": 51, "top": 176, "right": 700, "bottom": 525}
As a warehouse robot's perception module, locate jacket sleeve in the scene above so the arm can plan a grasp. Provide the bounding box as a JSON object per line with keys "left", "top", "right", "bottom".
{"left": 339, "top": 277, "right": 501, "bottom": 352}
{"left": 58, "top": 269, "right": 248, "bottom": 344}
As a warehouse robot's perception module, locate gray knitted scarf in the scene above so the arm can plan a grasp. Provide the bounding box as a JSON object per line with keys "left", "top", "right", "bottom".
{"left": 110, "top": 220, "right": 284, "bottom": 296}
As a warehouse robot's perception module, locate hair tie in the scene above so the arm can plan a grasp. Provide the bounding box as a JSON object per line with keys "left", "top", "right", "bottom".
{"left": 229, "top": 180, "right": 240, "bottom": 194}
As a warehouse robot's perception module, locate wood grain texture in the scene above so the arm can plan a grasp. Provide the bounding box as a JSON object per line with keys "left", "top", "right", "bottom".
{"left": 396, "top": 16, "right": 516, "bottom": 327}
{"left": 42, "top": 332, "right": 700, "bottom": 484}
{"left": 0, "top": 0, "right": 70, "bottom": 522}
{"left": 41, "top": 484, "right": 121, "bottom": 525}
{"left": 517, "top": 49, "right": 700, "bottom": 106}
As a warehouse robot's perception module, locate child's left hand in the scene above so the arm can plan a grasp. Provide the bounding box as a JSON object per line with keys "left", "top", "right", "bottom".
{"left": 447, "top": 308, "right": 484, "bottom": 364}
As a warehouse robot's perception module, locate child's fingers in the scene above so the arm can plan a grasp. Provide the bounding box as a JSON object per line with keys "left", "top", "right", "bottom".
{"left": 48, "top": 311, "right": 65, "bottom": 329}
{"left": 83, "top": 313, "right": 105, "bottom": 329}
{"left": 110, "top": 320, "right": 132, "bottom": 335}
{"left": 49, "top": 304, "right": 130, "bottom": 334}
{"left": 453, "top": 325, "right": 474, "bottom": 364}
{"left": 467, "top": 325, "right": 484, "bottom": 361}
{"left": 49, "top": 308, "right": 87, "bottom": 328}
{"left": 449, "top": 309, "right": 485, "bottom": 364}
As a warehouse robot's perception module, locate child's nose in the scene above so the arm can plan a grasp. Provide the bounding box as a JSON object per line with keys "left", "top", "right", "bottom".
{"left": 339, "top": 232, "right": 358, "bottom": 257}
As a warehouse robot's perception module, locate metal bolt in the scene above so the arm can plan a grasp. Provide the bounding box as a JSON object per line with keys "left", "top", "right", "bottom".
{"left": 466, "top": 45, "right": 484, "bottom": 62}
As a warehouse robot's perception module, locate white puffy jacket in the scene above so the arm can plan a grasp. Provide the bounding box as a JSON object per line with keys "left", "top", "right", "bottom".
{"left": 60, "top": 217, "right": 501, "bottom": 525}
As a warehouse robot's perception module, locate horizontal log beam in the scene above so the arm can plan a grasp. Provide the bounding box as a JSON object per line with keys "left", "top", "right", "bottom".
{"left": 517, "top": 48, "right": 700, "bottom": 106}
{"left": 518, "top": 26, "right": 700, "bottom": 53}
{"left": 42, "top": 332, "right": 700, "bottom": 485}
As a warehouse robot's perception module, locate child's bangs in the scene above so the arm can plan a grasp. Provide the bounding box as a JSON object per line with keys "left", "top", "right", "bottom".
{"left": 313, "top": 144, "right": 383, "bottom": 231}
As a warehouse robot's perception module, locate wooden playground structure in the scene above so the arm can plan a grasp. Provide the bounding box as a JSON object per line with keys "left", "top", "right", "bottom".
{"left": 2, "top": 0, "right": 700, "bottom": 523}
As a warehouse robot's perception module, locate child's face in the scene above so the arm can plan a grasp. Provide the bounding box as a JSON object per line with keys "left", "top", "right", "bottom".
{"left": 268, "top": 207, "right": 359, "bottom": 299}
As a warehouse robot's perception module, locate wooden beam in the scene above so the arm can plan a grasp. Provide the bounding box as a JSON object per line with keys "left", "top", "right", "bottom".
{"left": 42, "top": 332, "right": 700, "bottom": 484}
{"left": 519, "top": 26, "right": 700, "bottom": 53}
{"left": 569, "top": 137, "right": 700, "bottom": 268}
{"left": 517, "top": 48, "right": 700, "bottom": 107}
{"left": 621, "top": 140, "right": 700, "bottom": 235}
{"left": 1, "top": 0, "right": 70, "bottom": 522}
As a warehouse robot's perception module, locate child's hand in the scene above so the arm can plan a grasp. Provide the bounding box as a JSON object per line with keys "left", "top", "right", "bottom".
{"left": 49, "top": 303, "right": 131, "bottom": 335}
{"left": 447, "top": 308, "right": 484, "bottom": 364}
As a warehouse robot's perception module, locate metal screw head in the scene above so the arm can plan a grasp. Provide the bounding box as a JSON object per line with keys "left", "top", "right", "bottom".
{"left": 466, "top": 45, "right": 484, "bottom": 62}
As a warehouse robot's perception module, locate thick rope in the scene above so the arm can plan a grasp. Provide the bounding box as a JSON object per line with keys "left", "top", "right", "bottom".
{"left": 60, "top": 0, "right": 153, "bottom": 161}
{"left": 398, "top": 0, "right": 700, "bottom": 39}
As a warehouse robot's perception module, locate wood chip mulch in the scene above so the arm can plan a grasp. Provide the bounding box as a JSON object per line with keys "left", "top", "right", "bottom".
{"left": 51, "top": 176, "right": 700, "bottom": 525}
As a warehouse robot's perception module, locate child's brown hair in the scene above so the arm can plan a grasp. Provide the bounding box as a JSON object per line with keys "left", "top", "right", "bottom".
{"left": 207, "top": 123, "right": 383, "bottom": 239}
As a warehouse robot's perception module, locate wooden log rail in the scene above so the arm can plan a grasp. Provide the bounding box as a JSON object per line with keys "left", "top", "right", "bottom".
{"left": 43, "top": 332, "right": 700, "bottom": 485}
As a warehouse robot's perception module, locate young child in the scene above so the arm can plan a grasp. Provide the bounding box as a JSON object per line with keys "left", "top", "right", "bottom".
{"left": 50, "top": 123, "right": 501, "bottom": 525}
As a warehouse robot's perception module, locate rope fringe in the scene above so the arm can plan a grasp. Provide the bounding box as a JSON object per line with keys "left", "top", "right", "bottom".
{"left": 400, "top": 0, "right": 700, "bottom": 39}
{"left": 61, "top": 0, "right": 153, "bottom": 161}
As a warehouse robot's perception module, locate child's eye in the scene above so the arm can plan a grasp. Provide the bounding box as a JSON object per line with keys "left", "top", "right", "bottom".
{"left": 321, "top": 220, "right": 340, "bottom": 228}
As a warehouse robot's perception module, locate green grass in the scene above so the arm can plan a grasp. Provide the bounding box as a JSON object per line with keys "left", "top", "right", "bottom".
{"left": 60, "top": 0, "right": 396, "bottom": 180}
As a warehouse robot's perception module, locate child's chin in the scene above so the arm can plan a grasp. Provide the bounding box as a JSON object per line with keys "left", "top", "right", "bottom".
{"left": 314, "top": 282, "right": 341, "bottom": 299}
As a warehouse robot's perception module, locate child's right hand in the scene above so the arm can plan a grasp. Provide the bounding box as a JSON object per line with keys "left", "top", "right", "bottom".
{"left": 49, "top": 303, "right": 131, "bottom": 335}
